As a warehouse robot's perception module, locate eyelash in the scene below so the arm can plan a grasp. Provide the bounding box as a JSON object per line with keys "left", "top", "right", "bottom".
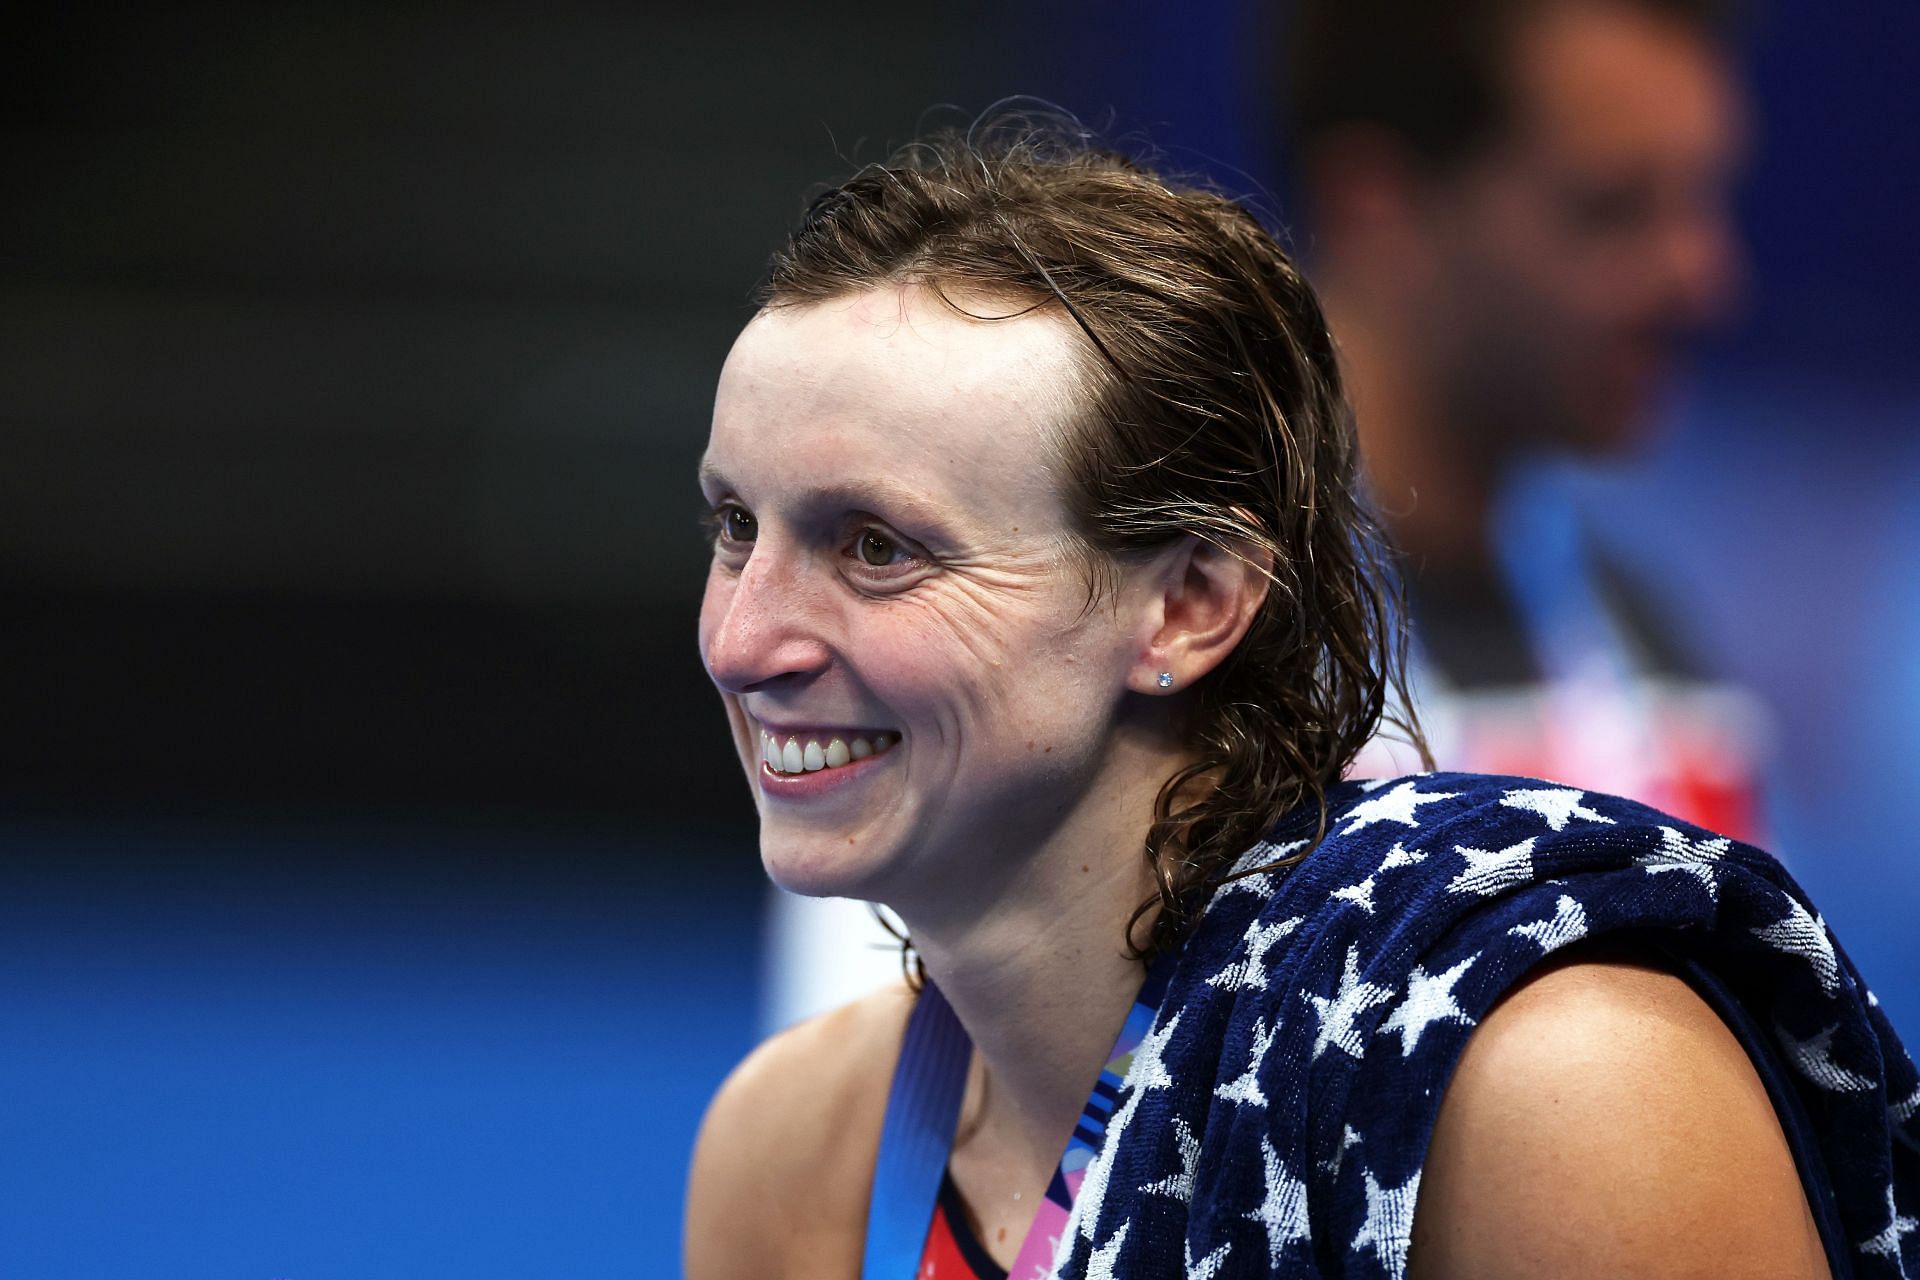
{"left": 702, "top": 503, "right": 926, "bottom": 578}
{"left": 701, "top": 503, "right": 755, "bottom": 548}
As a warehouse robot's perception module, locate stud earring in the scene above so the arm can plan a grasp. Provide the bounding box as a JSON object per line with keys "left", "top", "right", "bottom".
{"left": 1157, "top": 671, "right": 1174, "bottom": 689}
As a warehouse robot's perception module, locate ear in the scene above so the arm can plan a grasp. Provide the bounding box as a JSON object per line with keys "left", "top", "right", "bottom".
{"left": 1126, "top": 533, "right": 1273, "bottom": 696}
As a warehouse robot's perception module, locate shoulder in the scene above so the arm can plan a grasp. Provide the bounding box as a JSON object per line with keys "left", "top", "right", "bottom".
{"left": 1305, "top": 771, "right": 1767, "bottom": 903}
{"left": 684, "top": 981, "right": 917, "bottom": 1280}
{"left": 1408, "top": 946, "right": 1831, "bottom": 1280}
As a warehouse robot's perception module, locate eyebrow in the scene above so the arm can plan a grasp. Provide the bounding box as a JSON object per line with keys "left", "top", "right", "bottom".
{"left": 699, "top": 461, "right": 954, "bottom": 530}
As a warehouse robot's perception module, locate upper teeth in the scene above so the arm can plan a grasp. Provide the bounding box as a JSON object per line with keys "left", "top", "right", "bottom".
{"left": 760, "top": 731, "right": 895, "bottom": 774}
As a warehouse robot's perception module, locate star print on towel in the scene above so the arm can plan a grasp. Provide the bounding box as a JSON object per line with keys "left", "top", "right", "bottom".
{"left": 1045, "top": 773, "right": 1919, "bottom": 1279}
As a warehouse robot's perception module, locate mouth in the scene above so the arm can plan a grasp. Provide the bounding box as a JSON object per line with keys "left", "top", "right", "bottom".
{"left": 755, "top": 726, "right": 899, "bottom": 777}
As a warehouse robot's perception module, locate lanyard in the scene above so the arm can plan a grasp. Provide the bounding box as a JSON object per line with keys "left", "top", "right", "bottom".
{"left": 1490, "top": 463, "right": 1660, "bottom": 797}
{"left": 862, "top": 955, "right": 1177, "bottom": 1280}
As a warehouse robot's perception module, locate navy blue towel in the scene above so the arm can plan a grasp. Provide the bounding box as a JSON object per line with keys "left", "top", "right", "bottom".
{"left": 1047, "top": 773, "right": 1919, "bottom": 1278}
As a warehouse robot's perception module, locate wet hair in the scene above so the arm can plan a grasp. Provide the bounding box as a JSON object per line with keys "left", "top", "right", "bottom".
{"left": 1284, "top": 0, "right": 1739, "bottom": 173}
{"left": 756, "top": 110, "right": 1423, "bottom": 963}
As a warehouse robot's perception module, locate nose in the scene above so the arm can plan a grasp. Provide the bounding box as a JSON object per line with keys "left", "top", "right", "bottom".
{"left": 1661, "top": 196, "right": 1744, "bottom": 331}
{"left": 700, "top": 545, "right": 835, "bottom": 695}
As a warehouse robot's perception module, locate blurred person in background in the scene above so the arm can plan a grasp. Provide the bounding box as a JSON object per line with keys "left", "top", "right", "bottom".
{"left": 767, "top": 0, "right": 1775, "bottom": 1038}
{"left": 1285, "top": 0, "right": 1768, "bottom": 837}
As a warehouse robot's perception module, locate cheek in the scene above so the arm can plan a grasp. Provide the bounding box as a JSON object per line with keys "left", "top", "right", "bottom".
{"left": 861, "top": 585, "right": 1046, "bottom": 711}
{"left": 871, "top": 596, "right": 1125, "bottom": 760}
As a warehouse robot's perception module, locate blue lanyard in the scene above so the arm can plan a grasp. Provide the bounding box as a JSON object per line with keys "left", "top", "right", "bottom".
{"left": 862, "top": 982, "right": 971, "bottom": 1279}
{"left": 1491, "top": 462, "right": 1637, "bottom": 690}
{"left": 862, "top": 955, "right": 1176, "bottom": 1279}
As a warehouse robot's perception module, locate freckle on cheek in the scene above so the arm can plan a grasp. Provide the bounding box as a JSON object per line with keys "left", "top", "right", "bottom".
{"left": 1081, "top": 864, "right": 1089, "bottom": 873}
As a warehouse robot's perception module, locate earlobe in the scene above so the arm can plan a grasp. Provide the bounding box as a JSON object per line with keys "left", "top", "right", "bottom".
{"left": 1131, "top": 533, "right": 1273, "bottom": 695}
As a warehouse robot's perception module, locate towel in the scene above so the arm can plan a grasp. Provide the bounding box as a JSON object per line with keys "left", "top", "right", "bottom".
{"left": 1046, "top": 773, "right": 1920, "bottom": 1278}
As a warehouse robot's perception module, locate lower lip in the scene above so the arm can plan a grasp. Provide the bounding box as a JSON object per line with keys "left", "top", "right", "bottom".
{"left": 758, "top": 747, "right": 896, "bottom": 799}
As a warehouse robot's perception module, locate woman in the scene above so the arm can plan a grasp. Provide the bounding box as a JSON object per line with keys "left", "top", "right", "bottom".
{"left": 685, "top": 119, "right": 1917, "bottom": 1279}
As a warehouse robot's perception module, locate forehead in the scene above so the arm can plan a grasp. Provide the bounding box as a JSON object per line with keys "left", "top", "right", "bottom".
{"left": 1505, "top": 2, "right": 1746, "bottom": 169}
{"left": 706, "top": 285, "right": 1088, "bottom": 523}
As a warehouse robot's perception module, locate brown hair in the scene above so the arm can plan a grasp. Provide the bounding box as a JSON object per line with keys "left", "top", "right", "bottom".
{"left": 756, "top": 112, "right": 1423, "bottom": 961}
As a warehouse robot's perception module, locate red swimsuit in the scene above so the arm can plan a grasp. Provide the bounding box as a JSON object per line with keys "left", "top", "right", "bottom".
{"left": 917, "top": 1172, "right": 1007, "bottom": 1280}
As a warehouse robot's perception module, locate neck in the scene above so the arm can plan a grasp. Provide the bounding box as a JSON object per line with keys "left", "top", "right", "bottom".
{"left": 891, "top": 737, "right": 1169, "bottom": 1175}
{"left": 1320, "top": 273, "right": 1504, "bottom": 571}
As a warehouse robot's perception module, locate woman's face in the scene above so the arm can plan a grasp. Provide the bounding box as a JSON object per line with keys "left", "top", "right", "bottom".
{"left": 697, "top": 285, "right": 1156, "bottom": 908}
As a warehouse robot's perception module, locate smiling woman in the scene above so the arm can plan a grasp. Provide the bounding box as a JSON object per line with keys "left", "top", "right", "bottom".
{"left": 698, "top": 287, "right": 1152, "bottom": 905}
{"left": 683, "top": 116, "right": 1917, "bottom": 1280}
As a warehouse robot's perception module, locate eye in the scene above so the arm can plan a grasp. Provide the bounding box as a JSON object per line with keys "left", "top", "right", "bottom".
{"left": 855, "top": 527, "right": 905, "bottom": 567}
{"left": 708, "top": 504, "right": 756, "bottom": 545}
{"left": 1564, "top": 180, "right": 1657, "bottom": 237}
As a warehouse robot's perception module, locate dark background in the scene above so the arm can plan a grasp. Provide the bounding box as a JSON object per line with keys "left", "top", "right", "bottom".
{"left": 3, "top": 3, "right": 1916, "bottom": 1274}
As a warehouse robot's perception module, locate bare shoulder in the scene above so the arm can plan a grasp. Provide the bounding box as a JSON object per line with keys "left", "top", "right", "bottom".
{"left": 684, "top": 980, "right": 917, "bottom": 1280}
{"left": 1408, "top": 946, "right": 1832, "bottom": 1280}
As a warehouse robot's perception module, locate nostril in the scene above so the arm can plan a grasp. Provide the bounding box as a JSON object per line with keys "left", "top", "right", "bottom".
{"left": 700, "top": 550, "right": 836, "bottom": 693}
{"left": 702, "top": 607, "right": 834, "bottom": 695}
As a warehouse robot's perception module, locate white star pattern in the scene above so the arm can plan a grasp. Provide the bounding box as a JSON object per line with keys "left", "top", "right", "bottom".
{"left": 1500, "top": 786, "right": 1615, "bottom": 832}
{"left": 1084, "top": 1221, "right": 1131, "bottom": 1280}
{"left": 1447, "top": 838, "right": 1538, "bottom": 896}
{"left": 1508, "top": 894, "right": 1589, "bottom": 952}
{"left": 1070, "top": 1011, "right": 1182, "bottom": 1245}
{"left": 1752, "top": 897, "right": 1842, "bottom": 995}
{"left": 1142, "top": 1116, "right": 1200, "bottom": 1203}
{"left": 1331, "top": 874, "right": 1377, "bottom": 914}
{"left": 1305, "top": 945, "right": 1397, "bottom": 1061}
{"left": 1206, "top": 871, "right": 1274, "bottom": 914}
{"left": 1215, "top": 1016, "right": 1280, "bottom": 1109}
{"left": 1206, "top": 839, "right": 1309, "bottom": 913}
{"left": 1246, "top": 1135, "right": 1312, "bottom": 1267}
{"left": 1339, "top": 780, "right": 1459, "bottom": 836}
{"left": 1775, "top": 1022, "right": 1875, "bottom": 1093}
{"left": 1231, "top": 837, "right": 1309, "bottom": 878}
{"left": 1638, "top": 825, "right": 1729, "bottom": 898}
{"left": 1351, "top": 1168, "right": 1422, "bottom": 1280}
{"left": 1859, "top": 1185, "right": 1917, "bottom": 1274}
{"left": 1320, "top": 1123, "right": 1364, "bottom": 1177}
{"left": 1206, "top": 917, "right": 1304, "bottom": 992}
{"left": 1184, "top": 1239, "right": 1231, "bottom": 1280}
{"left": 1329, "top": 843, "right": 1429, "bottom": 917}
{"left": 1892, "top": 1082, "right": 1920, "bottom": 1125}
{"left": 1377, "top": 954, "right": 1479, "bottom": 1057}
{"left": 1380, "top": 843, "right": 1428, "bottom": 871}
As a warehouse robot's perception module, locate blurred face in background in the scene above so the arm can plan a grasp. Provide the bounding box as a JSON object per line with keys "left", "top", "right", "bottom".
{"left": 1418, "top": 0, "right": 1748, "bottom": 455}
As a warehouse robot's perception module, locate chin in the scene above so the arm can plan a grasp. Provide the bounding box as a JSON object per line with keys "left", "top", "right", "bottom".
{"left": 758, "top": 827, "right": 898, "bottom": 902}
{"left": 1550, "top": 386, "right": 1656, "bottom": 458}
{"left": 1563, "top": 416, "right": 1651, "bottom": 458}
